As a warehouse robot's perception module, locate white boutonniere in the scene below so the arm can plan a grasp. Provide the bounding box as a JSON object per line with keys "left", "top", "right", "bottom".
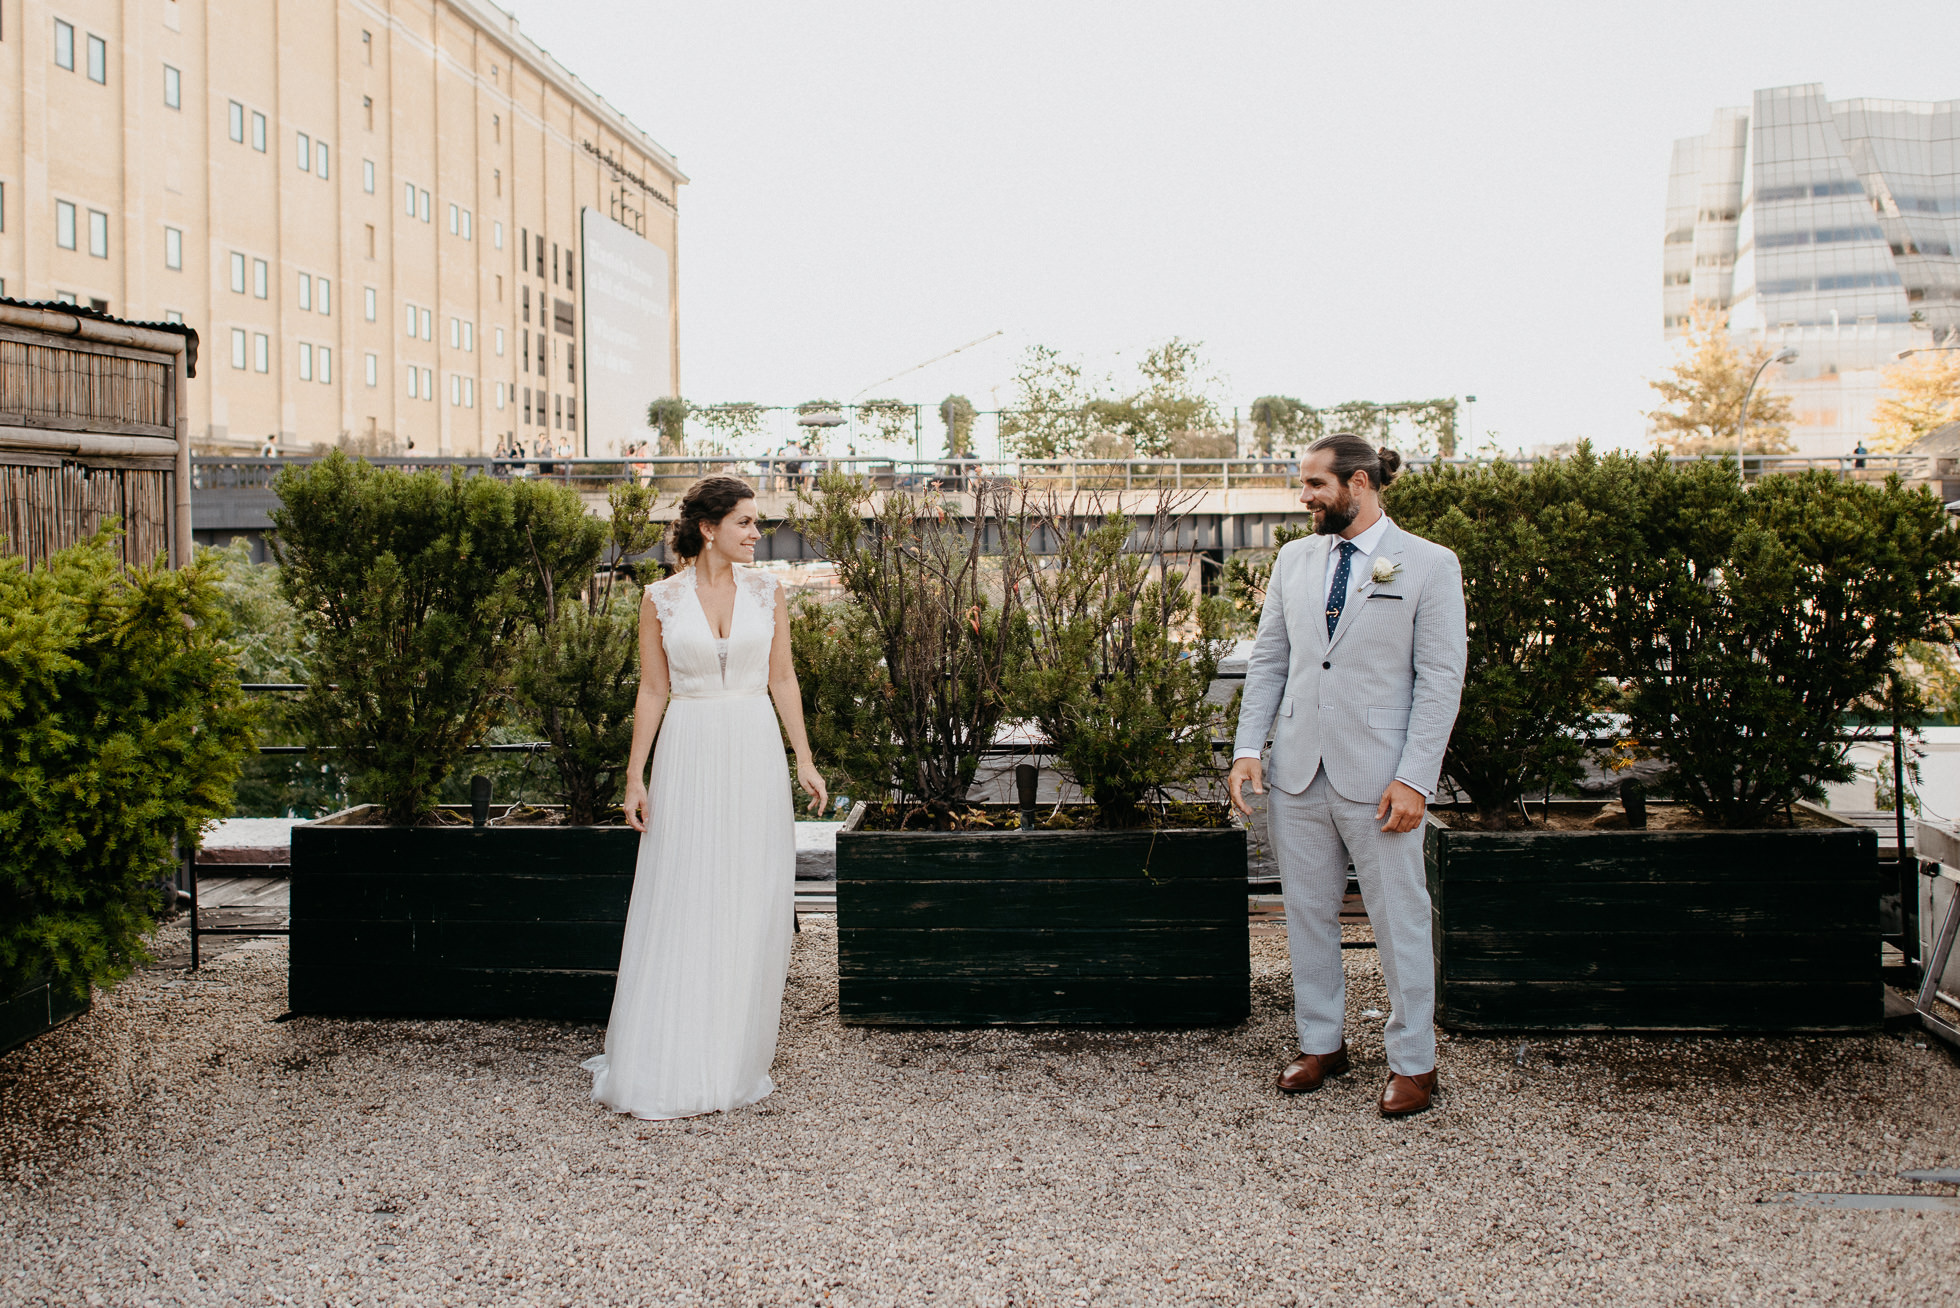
{"left": 1370, "top": 557, "right": 1401, "bottom": 585}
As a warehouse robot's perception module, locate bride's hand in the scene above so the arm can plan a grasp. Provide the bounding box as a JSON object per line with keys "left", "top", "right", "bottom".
{"left": 623, "top": 780, "right": 650, "bottom": 833}
{"left": 797, "top": 760, "right": 828, "bottom": 817}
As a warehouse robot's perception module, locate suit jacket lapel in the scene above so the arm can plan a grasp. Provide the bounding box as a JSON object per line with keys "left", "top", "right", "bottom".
{"left": 1325, "top": 521, "right": 1403, "bottom": 656}
{"left": 1302, "top": 535, "right": 1331, "bottom": 653}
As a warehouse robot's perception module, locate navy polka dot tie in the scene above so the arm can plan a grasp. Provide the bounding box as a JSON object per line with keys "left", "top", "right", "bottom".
{"left": 1326, "top": 541, "right": 1357, "bottom": 640}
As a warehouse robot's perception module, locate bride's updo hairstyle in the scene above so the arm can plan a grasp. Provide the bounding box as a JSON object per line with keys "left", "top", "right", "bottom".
{"left": 671, "top": 475, "right": 757, "bottom": 561}
{"left": 1306, "top": 431, "right": 1402, "bottom": 489}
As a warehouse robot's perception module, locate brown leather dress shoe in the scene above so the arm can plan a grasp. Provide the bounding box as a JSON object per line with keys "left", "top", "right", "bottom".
{"left": 1378, "top": 1069, "right": 1437, "bottom": 1117}
{"left": 1276, "top": 1044, "right": 1350, "bottom": 1094}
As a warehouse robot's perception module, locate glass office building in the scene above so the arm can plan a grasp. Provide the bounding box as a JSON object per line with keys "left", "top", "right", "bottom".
{"left": 1665, "top": 84, "right": 1960, "bottom": 452}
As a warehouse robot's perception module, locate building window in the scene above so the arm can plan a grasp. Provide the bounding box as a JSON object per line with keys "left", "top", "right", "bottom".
{"left": 521, "top": 328, "right": 529, "bottom": 373}
{"left": 297, "top": 132, "right": 311, "bottom": 170}
{"left": 524, "top": 388, "right": 532, "bottom": 424}
{"left": 565, "top": 252, "right": 574, "bottom": 285}
{"left": 421, "top": 307, "right": 432, "bottom": 340}
{"left": 449, "top": 316, "right": 459, "bottom": 348}
{"left": 405, "top": 302, "right": 417, "bottom": 336}
{"left": 463, "top": 322, "right": 473, "bottom": 351}
{"left": 521, "top": 228, "right": 529, "bottom": 272}
{"left": 299, "top": 273, "right": 312, "bottom": 311}
{"left": 494, "top": 220, "right": 503, "bottom": 250}
{"left": 495, "top": 382, "right": 505, "bottom": 410}
{"left": 423, "top": 367, "right": 433, "bottom": 399}
{"left": 254, "top": 333, "right": 270, "bottom": 373}
{"left": 466, "top": 378, "right": 474, "bottom": 408}
{"left": 419, "top": 189, "right": 430, "bottom": 223}
{"left": 365, "top": 352, "right": 378, "bottom": 387}
{"left": 164, "top": 311, "right": 183, "bottom": 325}
{"left": 536, "top": 234, "right": 545, "bottom": 272}
{"left": 252, "top": 111, "right": 266, "bottom": 152}
{"left": 494, "top": 327, "right": 504, "bottom": 356}
{"left": 404, "top": 181, "right": 416, "bottom": 216}
{"left": 362, "top": 96, "right": 373, "bottom": 131}
{"left": 55, "top": 20, "right": 75, "bottom": 71}
{"left": 164, "top": 226, "right": 182, "bottom": 270}
{"left": 496, "top": 275, "right": 503, "bottom": 302}
{"left": 86, "top": 34, "right": 106, "bottom": 84}
{"left": 364, "top": 224, "right": 375, "bottom": 259}
{"left": 0, "top": 182, "right": 6, "bottom": 232}
{"left": 566, "top": 348, "right": 574, "bottom": 383}
{"left": 552, "top": 244, "right": 558, "bottom": 283}
{"left": 317, "top": 279, "right": 330, "bottom": 316}
{"left": 492, "top": 114, "right": 500, "bottom": 143}
{"left": 230, "top": 251, "right": 246, "bottom": 293}
{"left": 522, "top": 286, "right": 530, "bottom": 323}
{"left": 363, "top": 159, "right": 375, "bottom": 194}
{"left": 87, "top": 210, "right": 107, "bottom": 258}
{"left": 567, "top": 398, "right": 576, "bottom": 432}
{"left": 555, "top": 395, "right": 562, "bottom": 428}
{"left": 253, "top": 258, "right": 268, "bottom": 298}
{"left": 55, "top": 200, "right": 76, "bottom": 250}
{"left": 537, "top": 332, "right": 546, "bottom": 373}
{"left": 316, "top": 142, "right": 329, "bottom": 180}
{"left": 54, "top": 292, "right": 78, "bottom": 305}
{"left": 300, "top": 342, "right": 313, "bottom": 381}
{"left": 231, "top": 328, "right": 248, "bottom": 369}
{"left": 364, "top": 286, "right": 377, "bottom": 321}
{"left": 319, "top": 348, "right": 332, "bottom": 384}
{"left": 88, "top": 297, "right": 108, "bottom": 314}
{"left": 164, "top": 65, "right": 181, "bottom": 109}
{"left": 461, "top": 210, "right": 471, "bottom": 241}
{"left": 408, "top": 365, "right": 419, "bottom": 399}
{"left": 494, "top": 169, "right": 501, "bottom": 198}
{"left": 362, "top": 30, "right": 372, "bottom": 63}
{"left": 450, "top": 374, "right": 460, "bottom": 406}
{"left": 229, "top": 101, "right": 244, "bottom": 143}
{"left": 449, "top": 203, "right": 458, "bottom": 234}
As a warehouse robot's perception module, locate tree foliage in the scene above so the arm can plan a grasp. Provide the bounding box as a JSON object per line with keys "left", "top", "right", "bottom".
{"left": 788, "top": 592, "right": 901, "bottom": 810}
{"left": 513, "top": 482, "right": 664, "bottom": 824}
{"left": 272, "top": 453, "right": 603, "bottom": 825}
{"left": 1248, "top": 396, "right": 1311, "bottom": 455}
{"left": 1870, "top": 347, "right": 1960, "bottom": 452}
{"left": 939, "top": 394, "right": 978, "bottom": 458}
{"left": 1003, "top": 493, "right": 1234, "bottom": 827}
{"left": 789, "top": 471, "right": 1025, "bottom": 822}
{"left": 646, "top": 396, "right": 690, "bottom": 456}
{"left": 1603, "top": 460, "right": 1960, "bottom": 826}
{"left": 1646, "top": 306, "right": 1794, "bottom": 455}
{"left": 1386, "top": 449, "right": 1632, "bottom": 826}
{"left": 0, "top": 531, "right": 256, "bottom": 1002}
{"left": 1222, "top": 523, "right": 1313, "bottom": 634}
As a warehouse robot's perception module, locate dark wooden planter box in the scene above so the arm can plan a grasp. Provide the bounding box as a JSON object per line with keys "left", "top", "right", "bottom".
{"left": 1425, "top": 803, "right": 1880, "bottom": 1032}
{"left": 0, "top": 971, "right": 90, "bottom": 1056}
{"left": 837, "top": 822, "right": 1249, "bottom": 1026}
{"left": 289, "top": 805, "right": 638, "bottom": 1020}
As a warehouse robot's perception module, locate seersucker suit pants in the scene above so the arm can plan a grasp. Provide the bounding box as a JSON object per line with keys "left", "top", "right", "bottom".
{"left": 1267, "top": 765, "right": 1437, "bottom": 1075}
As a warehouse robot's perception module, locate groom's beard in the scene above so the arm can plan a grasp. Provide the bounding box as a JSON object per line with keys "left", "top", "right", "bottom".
{"left": 1313, "top": 489, "right": 1358, "bottom": 536}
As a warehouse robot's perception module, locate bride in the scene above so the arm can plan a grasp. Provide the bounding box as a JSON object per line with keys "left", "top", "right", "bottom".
{"left": 583, "top": 475, "right": 827, "bottom": 1120}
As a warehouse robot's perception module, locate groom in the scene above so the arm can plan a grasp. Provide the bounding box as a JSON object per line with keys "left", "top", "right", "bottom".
{"left": 1228, "top": 432, "right": 1466, "bottom": 1117}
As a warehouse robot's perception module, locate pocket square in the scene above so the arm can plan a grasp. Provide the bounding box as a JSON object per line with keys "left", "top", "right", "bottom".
{"left": 1368, "top": 593, "right": 1404, "bottom": 600}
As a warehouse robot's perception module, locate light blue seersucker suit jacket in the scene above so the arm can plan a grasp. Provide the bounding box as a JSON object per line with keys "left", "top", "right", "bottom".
{"left": 1233, "top": 521, "right": 1468, "bottom": 803}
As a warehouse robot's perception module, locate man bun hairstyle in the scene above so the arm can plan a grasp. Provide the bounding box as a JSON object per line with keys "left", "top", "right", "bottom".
{"left": 672, "top": 475, "right": 756, "bottom": 560}
{"left": 1307, "top": 431, "right": 1402, "bottom": 489}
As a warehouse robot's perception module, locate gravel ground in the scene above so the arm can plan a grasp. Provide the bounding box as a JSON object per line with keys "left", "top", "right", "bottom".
{"left": 3, "top": 922, "right": 1957, "bottom": 1308}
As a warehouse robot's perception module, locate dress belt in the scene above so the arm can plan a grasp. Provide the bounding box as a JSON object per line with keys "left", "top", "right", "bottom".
{"left": 669, "top": 689, "right": 768, "bottom": 702}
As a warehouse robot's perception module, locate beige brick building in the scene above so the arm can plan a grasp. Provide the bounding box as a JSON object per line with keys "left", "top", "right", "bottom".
{"left": 0, "top": 0, "right": 684, "bottom": 455}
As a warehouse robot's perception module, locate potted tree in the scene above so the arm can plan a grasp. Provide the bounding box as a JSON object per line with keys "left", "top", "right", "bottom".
{"left": 1411, "top": 456, "right": 1960, "bottom": 1031}
{"left": 797, "top": 477, "right": 1247, "bottom": 1025}
{"left": 0, "top": 531, "right": 254, "bottom": 1051}
{"left": 278, "top": 453, "right": 627, "bottom": 1019}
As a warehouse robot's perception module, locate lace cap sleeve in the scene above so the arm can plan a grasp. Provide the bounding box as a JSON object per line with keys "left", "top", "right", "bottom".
{"left": 735, "top": 567, "right": 780, "bottom": 611}
{"left": 646, "top": 572, "right": 691, "bottom": 629}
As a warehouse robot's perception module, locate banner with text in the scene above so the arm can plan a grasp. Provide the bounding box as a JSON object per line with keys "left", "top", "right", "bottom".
{"left": 580, "top": 207, "right": 672, "bottom": 456}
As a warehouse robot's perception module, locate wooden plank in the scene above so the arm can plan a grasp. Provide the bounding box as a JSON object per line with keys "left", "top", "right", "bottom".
{"left": 1435, "top": 880, "right": 1876, "bottom": 934}
{"left": 1436, "top": 980, "right": 1881, "bottom": 1032}
{"left": 841, "top": 877, "right": 1244, "bottom": 929}
{"left": 289, "top": 965, "right": 617, "bottom": 1020}
{"left": 840, "top": 975, "right": 1248, "bottom": 1026}
{"left": 837, "top": 828, "right": 1246, "bottom": 882}
{"left": 290, "top": 920, "right": 415, "bottom": 967}
{"left": 838, "top": 926, "right": 1246, "bottom": 978}
{"left": 430, "top": 920, "right": 627, "bottom": 970}
{"left": 1428, "top": 826, "right": 1875, "bottom": 884}
{"left": 1441, "top": 931, "right": 1874, "bottom": 983}
{"left": 292, "top": 871, "right": 633, "bottom": 923}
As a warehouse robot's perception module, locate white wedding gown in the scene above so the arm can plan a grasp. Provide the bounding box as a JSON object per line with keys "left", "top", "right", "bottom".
{"left": 582, "top": 565, "right": 796, "bottom": 1119}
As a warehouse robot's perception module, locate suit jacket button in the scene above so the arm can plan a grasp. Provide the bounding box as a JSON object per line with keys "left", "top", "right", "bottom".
{"left": 1322, "top": 661, "right": 1331, "bottom": 669}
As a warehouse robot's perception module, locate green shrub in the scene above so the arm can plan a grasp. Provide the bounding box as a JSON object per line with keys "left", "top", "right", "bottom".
{"left": 1604, "top": 461, "right": 1960, "bottom": 826}
{"left": 272, "top": 452, "right": 603, "bottom": 825}
{"left": 788, "top": 590, "right": 901, "bottom": 811}
{"left": 0, "top": 532, "right": 255, "bottom": 1002}
{"left": 512, "top": 482, "right": 662, "bottom": 824}
{"left": 1005, "top": 494, "right": 1234, "bottom": 827}
{"left": 1386, "top": 448, "right": 1637, "bottom": 826}
{"left": 790, "top": 471, "right": 1025, "bottom": 823}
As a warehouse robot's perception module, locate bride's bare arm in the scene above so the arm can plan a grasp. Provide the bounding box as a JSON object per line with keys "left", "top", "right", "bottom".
{"left": 621, "top": 593, "right": 671, "bottom": 832}
{"left": 767, "top": 586, "right": 828, "bottom": 814}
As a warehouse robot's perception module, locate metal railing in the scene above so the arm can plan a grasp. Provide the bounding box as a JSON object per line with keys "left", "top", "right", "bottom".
{"left": 191, "top": 451, "right": 1940, "bottom": 497}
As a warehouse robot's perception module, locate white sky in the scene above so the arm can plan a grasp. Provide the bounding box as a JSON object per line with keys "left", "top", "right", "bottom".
{"left": 513, "top": 0, "right": 1960, "bottom": 455}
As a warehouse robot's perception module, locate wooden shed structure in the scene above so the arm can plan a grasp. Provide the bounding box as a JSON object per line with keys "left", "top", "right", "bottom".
{"left": 0, "top": 298, "right": 198, "bottom": 569}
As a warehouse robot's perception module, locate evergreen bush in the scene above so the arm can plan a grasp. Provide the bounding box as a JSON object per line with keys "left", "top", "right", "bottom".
{"left": 1004, "top": 493, "right": 1234, "bottom": 827}
{"left": 0, "top": 532, "right": 255, "bottom": 1002}
{"left": 512, "top": 482, "right": 661, "bottom": 824}
{"left": 272, "top": 452, "right": 602, "bottom": 825}
{"left": 1604, "top": 461, "right": 1960, "bottom": 827}
{"left": 1386, "top": 448, "right": 1636, "bottom": 827}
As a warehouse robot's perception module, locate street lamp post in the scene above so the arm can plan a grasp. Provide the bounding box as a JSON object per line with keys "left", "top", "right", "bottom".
{"left": 1737, "top": 347, "right": 1797, "bottom": 484}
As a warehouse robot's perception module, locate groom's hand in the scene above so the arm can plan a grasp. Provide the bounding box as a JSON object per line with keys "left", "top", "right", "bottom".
{"left": 1376, "top": 780, "right": 1426, "bottom": 833}
{"left": 1228, "top": 757, "right": 1265, "bottom": 817}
